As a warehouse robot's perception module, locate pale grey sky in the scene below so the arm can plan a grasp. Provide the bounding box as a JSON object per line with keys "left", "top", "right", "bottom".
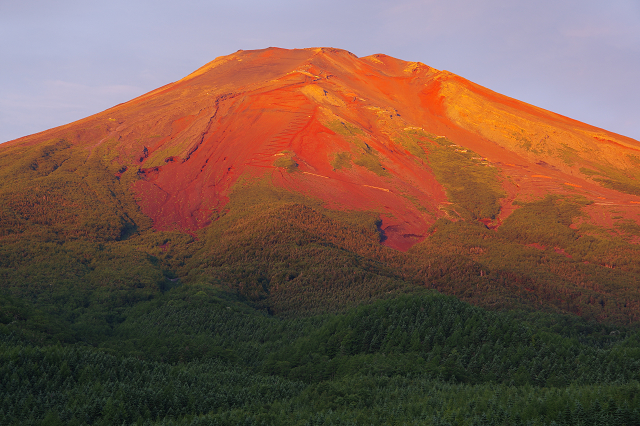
{"left": 1, "top": 0, "right": 639, "bottom": 143}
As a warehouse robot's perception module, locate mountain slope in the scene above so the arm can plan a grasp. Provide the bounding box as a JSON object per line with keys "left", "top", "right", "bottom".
{"left": 3, "top": 47, "right": 640, "bottom": 426}
{"left": 4, "top": 47, "right": 639, "bottom": 251}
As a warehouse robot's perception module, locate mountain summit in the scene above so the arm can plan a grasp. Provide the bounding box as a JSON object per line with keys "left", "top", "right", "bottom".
{"left": 3, "top": 47, "right": 640, "bottom": 250}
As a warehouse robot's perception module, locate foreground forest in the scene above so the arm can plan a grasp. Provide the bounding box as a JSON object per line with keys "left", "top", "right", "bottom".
{"left": 1, "top": 135, "right": 640, "bottom": 425}
{"left": 2, "top": 285, "right": 640, "bottom": 425}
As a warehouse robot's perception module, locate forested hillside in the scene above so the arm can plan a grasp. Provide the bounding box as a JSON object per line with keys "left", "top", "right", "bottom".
{"left": 2, "top": 289, "right": 640, "bottom": 425}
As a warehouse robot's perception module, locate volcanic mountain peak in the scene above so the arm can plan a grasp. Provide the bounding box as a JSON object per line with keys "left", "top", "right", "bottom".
{"left": 3, "top": 47, "right": 640, "bottom": 250}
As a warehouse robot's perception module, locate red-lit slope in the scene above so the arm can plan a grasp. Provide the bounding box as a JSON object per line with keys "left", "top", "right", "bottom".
{"left": 5, "top": 47, "right": 640, "bottom": 249}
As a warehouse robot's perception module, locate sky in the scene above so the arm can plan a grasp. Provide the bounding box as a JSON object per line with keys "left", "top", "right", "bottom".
{"left": 1, "top": 0, "right": 639, "bottom": 143}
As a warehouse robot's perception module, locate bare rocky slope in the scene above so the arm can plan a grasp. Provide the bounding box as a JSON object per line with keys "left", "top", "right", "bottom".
{"left": 4, "top": 47, "right": 639, "bottom": 250}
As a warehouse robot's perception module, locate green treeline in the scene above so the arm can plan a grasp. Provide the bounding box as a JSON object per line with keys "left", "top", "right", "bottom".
{"left": 264, "top": 294, "right": 640, "bottom": 387}
{"left": 2, "top": 290, "right": 640, "bottom": 425}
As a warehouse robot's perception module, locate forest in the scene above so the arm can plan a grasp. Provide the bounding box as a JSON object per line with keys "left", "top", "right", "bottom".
{"left": 1, "top": 137, "right": 640, "bottom": 425}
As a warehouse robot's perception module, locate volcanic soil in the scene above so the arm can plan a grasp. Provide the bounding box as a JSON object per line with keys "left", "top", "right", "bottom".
{"left": 6, "top": 47, "right": 640, "bottom": 250}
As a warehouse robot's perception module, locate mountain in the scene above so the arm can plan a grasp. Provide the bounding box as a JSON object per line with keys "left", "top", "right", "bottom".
{"left": 2, "top": 47, "right": 640, "bottom": 425}
{"left": 4, "top": 47, "right": 639, "bottom": 250}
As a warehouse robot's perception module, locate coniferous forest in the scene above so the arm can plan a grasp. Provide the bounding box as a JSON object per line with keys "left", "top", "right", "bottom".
{"left": 1, "top": 137, "right": 640, "bottom": 426}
